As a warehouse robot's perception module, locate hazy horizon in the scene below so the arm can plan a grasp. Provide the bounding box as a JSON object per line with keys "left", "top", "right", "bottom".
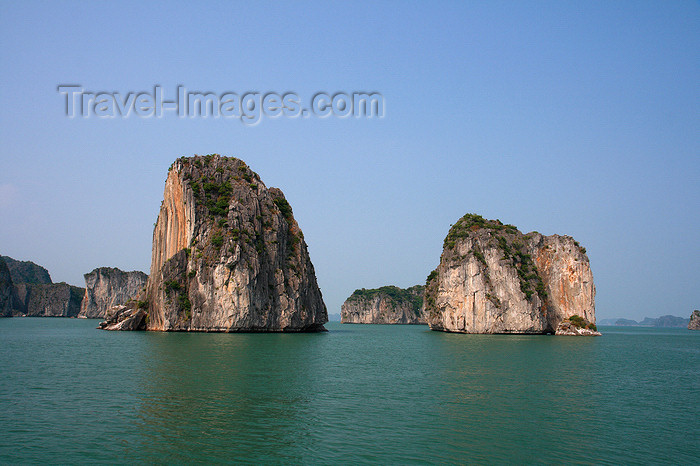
{"left": 1, "top": 1, "right": 698, "bottom": 322}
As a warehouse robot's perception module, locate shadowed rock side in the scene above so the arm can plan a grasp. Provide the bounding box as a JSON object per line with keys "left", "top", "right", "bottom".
{"left": 689, "top": 310, "right": 700, "bottom": 330}
{"left": 79, "top": 267, "right": 148, "bottom": 319}
{"left": 1, "top": 256, "right": 51, "bottom": 285}
{"left": 341, "top": 285, "right": 426, "bottom": 324}
{"left": 425, "top": 214, "right": 597, "bottom": 335}
{"left": 14, "top": 282, "right": 84, "bottom": 317}
{"left": 133, "top": 154, "right": 327, "bottom": 332}
{"left": 0, "top": 257, "right": 15, "bottom": 317}
{"left": 1, "top": 255, "right": 84, "bottom": 317}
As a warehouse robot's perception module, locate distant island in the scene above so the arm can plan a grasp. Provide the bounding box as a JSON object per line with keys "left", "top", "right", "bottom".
{"left": 341, "top": 285, "right": 425, "bottom": 324}
{"left": 0, "top": 255, "right": 84, "bottom": 317}
{"left": 598, "top": 316, "right": 691, "bottom": 328}
{"left": 0, "top": 256, "right": 148, "bottom": 319}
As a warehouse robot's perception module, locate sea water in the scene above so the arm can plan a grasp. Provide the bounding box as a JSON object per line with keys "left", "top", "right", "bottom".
{"left": 1, "top": 318, "right": 698, "bottom": 464}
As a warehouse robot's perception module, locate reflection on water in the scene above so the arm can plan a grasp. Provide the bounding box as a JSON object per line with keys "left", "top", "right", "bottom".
{"left": 134, "top": 332, "right": 329, "bottom": 463}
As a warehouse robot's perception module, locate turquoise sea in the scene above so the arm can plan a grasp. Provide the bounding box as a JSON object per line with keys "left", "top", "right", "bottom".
{"left": 0, "top": 318, "right": 698, "bottom": 464}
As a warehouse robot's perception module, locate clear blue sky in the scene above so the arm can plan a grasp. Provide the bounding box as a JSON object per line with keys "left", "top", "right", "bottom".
{"left": 0, "top": 1, "right": 698, "bottom": 320}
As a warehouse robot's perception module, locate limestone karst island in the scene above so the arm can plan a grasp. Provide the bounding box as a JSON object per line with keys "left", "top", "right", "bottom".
{"left": 340, "top": 213, "right": 599, "bottom": 335}
{"left": 1, "top": 154, "right": 604, "bottom": 336}
{"left": 100, "top": 154, "right": 329, "bottom": 332}
{"left": 424, "top": 214, "right": 599, "bottom": 335}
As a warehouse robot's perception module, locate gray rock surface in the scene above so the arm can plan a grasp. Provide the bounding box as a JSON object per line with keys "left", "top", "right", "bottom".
{"left": 689, "top": 310, "right": 700, "bottom": 330}
{"left": 1, "top": 255, "right": 51, "bottom": 284}
{"left": 134, "top": 154, "right": 327, "bottom": 332}
{"left": 341, "top": 285, "right": 426, "bottom": 324}
{"left": 425, "top": 214, "right": 596, "bottom": 335}
{"left": 79, "top": 267, "right": 148, "bottom": 319}
{"left": 1, "top": 255, "right": 84, "bottom": 317}
{"left": 14, "top": 282, "right": 84, "bottom": 317}
{"left": 98, "top": 303, "right": 147, "bottom": 331}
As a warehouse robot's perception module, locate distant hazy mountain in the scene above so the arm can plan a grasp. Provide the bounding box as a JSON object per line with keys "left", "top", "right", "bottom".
{"left": 614, "top": 318, "right": 640, "bottom": 326}
{"left": 327, "top": 313, "right": 341, "bottom": 322}
{"left": 612, "top": 315, "right": 690, "bottom": 327}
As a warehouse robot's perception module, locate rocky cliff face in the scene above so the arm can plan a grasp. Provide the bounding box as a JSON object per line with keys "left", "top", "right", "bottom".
{"left": 14, "top": 282, "right": 84, "bottom": 317}
{"left": 425, "top": 214, "right": 596, "bottom": 334}
{"left": 1, "top": 256, "right": 51, "bottom": 284}
{"left": 689, "top": 310, "right": 700, "bottom": 330}
{"left": 0, "top": 257, "right": 15, "bottom": 317}
{"left": 79, "top": 267, "right": 148, "bottom": 318}
{"left": 1, "top": 255, "right": 84, "bottom": 317}
{"left": 341, "top": 285, "right": 425, "bottom": 324}
{"left": 139, "top": 154, "right": 327, "bottom": 332}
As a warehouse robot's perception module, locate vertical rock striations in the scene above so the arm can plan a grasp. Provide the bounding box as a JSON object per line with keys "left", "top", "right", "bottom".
{"left": 425, "top": 214, "right": 597, "bottom": 335}
{"left": 689, "top": 310, "right": 700, "bottom": 330}
{"left": 138, "top": 154, "right": 327, "bottom": 332}
{"left": 79, "top": 267, "right": 148, "bottom": 319}
{"left": 341, "top": 285, "right": 426, "bottom": 324}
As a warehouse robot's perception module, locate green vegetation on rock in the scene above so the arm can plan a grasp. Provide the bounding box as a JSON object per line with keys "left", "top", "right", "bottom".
{"left": 348, "top": 285, "right": 424, "bottom": 315}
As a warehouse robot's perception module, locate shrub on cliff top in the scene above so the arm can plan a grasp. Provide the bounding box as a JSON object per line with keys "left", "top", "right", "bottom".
{"left": 274, "top": 197, "right": 293, "bottom": 221}
{"left": 443, "top": 213, "right": 518, "bottom": 249}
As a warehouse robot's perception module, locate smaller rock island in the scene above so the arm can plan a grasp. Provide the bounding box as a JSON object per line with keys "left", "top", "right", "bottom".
{"left": 425, "top": 213, "right": 598, "bottom": 335}
{"left": 689, "top": 310, "right": 700, "bottom": 330}
{"left": 341, "top": 285, "right": 426, "bottom": 324}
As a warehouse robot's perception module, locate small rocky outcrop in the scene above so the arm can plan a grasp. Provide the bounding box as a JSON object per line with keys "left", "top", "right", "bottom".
{"left": 0, "top": 257, "right": 15, "bottom": 317}
{"left": 341, "top": 285, "right": 426, "bottom": 324}
{"left": 121, "top": 154, "right": 327, "bottom": 332}
{"left": 79, "top": 267, "right": 148, "bottom": 319}
{"left": 1, "top": 255, "right": 51, "bottom": 284}
{"left": 98, "top": 302, "right": 148, "bottom": 331}
{"left": 689, "top": 310, "right": 700, "bottom": 330}
{"left": 555, "top": 315, "right": 601, "bottom": 336}
{"left": 425, "top": 214, "right": 597, "bottom": 335}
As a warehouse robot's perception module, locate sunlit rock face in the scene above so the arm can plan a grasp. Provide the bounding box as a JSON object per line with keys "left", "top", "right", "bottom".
{"left": 341, "top": 285, "right": 426, "bottom": 324}
{"left": 143, "top": 154, "right": 327, "bottom": 332}
{"left": 425, "top": 214, "right": 596, "bottom": 335}
{"left": 79, "top": 268, "right": 148, "bottom": 319}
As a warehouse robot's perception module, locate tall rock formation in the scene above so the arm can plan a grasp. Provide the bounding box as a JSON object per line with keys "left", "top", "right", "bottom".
{"left": 425, "top": 214, "right": 597, "bottom": 335}
{"left": 79, "top": 267, "right": 148, "bottom": 318}
{"left": 0, "top": 257, "right": 15, "bottom": 317}
{"left": 689, "top": 310, "right": 700, "bottom": 330}
{"left": 341, "top": 285, "right": 426, "bottom": 324}
{"left": 130, "top": 154, "right": 327, "bottom": 332}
